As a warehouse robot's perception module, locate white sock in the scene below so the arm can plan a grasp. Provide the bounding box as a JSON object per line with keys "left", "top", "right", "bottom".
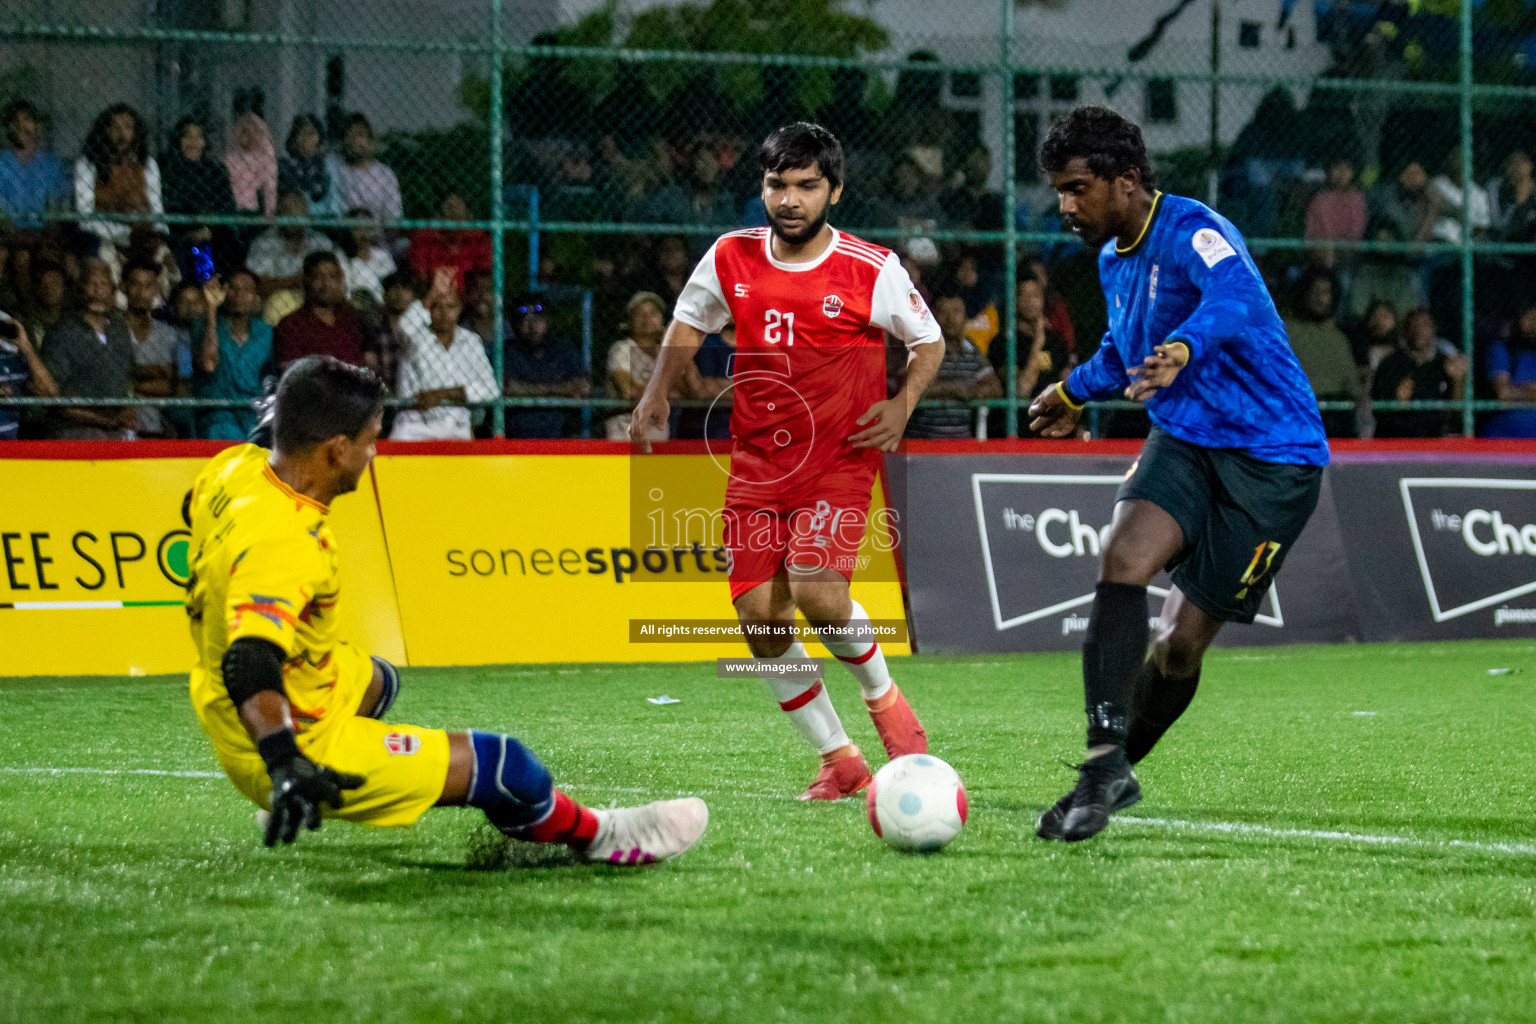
{"left": 762, "top": 641, "right": 850, "bottom": 756}
{"left": 817, "top": 600, "right": 892, "bottom": 701}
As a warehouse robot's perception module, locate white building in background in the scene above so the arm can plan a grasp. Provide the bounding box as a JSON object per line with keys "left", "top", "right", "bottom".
{"left": 2, "top": 0, "right": 1327, "bottom": 171}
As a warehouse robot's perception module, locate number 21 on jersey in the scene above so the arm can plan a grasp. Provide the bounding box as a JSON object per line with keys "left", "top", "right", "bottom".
{"left": 764, "top": 309, "right": 795, "bottom": 345}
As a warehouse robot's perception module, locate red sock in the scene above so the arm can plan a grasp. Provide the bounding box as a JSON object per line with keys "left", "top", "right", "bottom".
{"left": 521, "top": 790, "right": 600, "bottom": 850}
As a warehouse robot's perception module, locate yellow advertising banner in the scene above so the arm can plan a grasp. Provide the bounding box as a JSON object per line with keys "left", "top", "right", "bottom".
{"left": 372, "top": 453, "right": 910, "bottom": 666}
{"left": 0, "top": 457, "right": 403, "bottom": 676}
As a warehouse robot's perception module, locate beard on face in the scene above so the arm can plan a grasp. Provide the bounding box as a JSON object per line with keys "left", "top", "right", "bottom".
{"left": 767, "top": 200, "right": 829, "bottom": 246}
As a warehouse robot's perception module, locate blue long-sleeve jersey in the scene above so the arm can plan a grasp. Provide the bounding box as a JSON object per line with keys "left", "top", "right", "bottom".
{"left": 1065, "top": 192, "right": 1329, "bottom": 466}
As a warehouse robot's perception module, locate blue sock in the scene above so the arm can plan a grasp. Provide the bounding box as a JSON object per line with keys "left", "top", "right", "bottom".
{"left": 466, "top": 730, "right": 555, "bottom": 830}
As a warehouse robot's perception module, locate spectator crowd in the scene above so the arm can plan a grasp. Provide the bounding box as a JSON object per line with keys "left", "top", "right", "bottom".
{"left": 1, "top": 85, "right": 1534, "bottom": 441}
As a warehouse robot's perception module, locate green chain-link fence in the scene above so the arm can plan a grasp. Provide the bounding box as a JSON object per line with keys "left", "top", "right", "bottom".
{"left": 2, "top": 1, "right": 1535, "bottom": 440}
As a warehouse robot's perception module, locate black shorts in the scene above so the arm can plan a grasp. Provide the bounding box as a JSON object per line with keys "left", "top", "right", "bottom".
{"left": 1117, "top": 427, "right": 1323, "bottom": 624}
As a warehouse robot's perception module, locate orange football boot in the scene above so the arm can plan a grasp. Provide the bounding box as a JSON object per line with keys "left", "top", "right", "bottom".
{"left": 865, "top": 681, "right": 928, "bottom": 760}
{"left": 798, "top": 745, "right": 873, "bottom": 801}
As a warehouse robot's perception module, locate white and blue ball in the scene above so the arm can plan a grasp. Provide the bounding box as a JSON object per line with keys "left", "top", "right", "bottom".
{"left": 866, "top": 754, "right": 967, "bottom": 853}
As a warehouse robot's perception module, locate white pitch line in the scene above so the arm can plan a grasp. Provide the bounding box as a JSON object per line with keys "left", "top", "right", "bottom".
{"left": 4, "top": 768, "right": 1532, "bottom": 858}
{"left": 0, "top": 766, "right": 223, "bottom": 779}
{"left": 1116, "top": 815, "right": 1536, "bottom": 857}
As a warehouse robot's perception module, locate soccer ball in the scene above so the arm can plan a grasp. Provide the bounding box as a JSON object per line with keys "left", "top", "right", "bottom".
{"left": 866, "top": 754, "right": 967, "bottom": 853}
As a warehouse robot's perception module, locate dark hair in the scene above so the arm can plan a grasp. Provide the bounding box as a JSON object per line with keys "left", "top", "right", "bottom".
{"left": 339, "top": 207, "right": 376, "bottom": 259}
{"left": 285, "top": 114, "right": 325, "bottom": 158}
{"left": 273, "top": 355, "right": 385, "bottom": 453}
{"left": 82, "top": 103, "right": 149, "bottom": 177}
{"left": 170, "top": 116, "right": 204, "bottom": 152}
{"left": 1039, "top": 106, "right": 1157, "bottom": 189}
{"left": 302, "top": 249, "right": 340, "bottom": 279}
{"left": 3, "top": 98, "right": 40, "bottom": 146}
{"left": 759, "top": 122, "right": 844, "bottom": 191}
{"left": 343, "top": 113, "right": 373, "bottom": 139}
{"left": 381, "top": 270, "right": 414, "bottom": 295}
{"left": 1293, "top": 264, "right": 1339, "bottom": 318}
{"left": 224, "top": 264, "right": 258, "bottom": 287}
{"left": 122, "top": 260, "right": 161, "bottom": 284}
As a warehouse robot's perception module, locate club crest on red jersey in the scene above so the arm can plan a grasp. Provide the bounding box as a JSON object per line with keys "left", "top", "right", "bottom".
{"left": 822, "top": 294, "right": 844, "bottom": 318}
{"left": 908, "top": 289, "right": 930, "bottom": 320}
{"left": 383, "top": 732, "right": 421, "bottom": 755}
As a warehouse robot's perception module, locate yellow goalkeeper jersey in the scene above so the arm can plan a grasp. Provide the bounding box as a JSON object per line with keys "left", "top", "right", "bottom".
{"left": 186, "top": 444, "right": 372, "bottom": 754}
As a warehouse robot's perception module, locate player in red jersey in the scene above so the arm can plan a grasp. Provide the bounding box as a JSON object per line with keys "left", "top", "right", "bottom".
{"left": 630, "top": 123, "right": 946, "bottom": 800}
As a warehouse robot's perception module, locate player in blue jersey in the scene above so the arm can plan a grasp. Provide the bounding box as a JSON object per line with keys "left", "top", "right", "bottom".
{"left": 1028, "top": 107, "right": 1329, "bottom": 842}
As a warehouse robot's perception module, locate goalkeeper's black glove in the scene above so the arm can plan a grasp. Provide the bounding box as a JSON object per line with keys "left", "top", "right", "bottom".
{"left": 257, "top": 730, "right": 366, "bottom": 847}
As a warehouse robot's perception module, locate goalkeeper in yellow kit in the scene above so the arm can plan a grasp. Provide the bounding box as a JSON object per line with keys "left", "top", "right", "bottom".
{"left": 186, "top": 355, "right": 707, "bottom": 860}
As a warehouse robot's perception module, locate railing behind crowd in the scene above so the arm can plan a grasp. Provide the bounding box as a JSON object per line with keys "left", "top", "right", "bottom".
{"left": 2, "top": 1, "right": 1536, "bottom": 440}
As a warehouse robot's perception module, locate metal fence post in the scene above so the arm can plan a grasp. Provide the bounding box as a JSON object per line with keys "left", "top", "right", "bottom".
{"left": 1459, "top": 0, "right": 1475, "bottom": 438}
{"left": 490, "top": 0, "right": 506, "bottom": 438}
{"left": 1001, "top": 0, "right": 1018, "bottom": 438}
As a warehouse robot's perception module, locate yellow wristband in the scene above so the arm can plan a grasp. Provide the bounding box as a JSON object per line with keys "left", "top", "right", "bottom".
{"left": 1055, "top": 380, "right": 1085, "bottom": 411}
{"left": 1164, "top": 341, "right": 1191, "bottom": 366}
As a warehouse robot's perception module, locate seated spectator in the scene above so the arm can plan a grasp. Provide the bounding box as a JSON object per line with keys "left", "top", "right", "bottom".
{"left": 503, "top": 297, "right": 590, "bottom": 439}
{"left": 121, "top": 260, "right": 186, "bottom": 437}
{"left": 1, "top": 99, "right": 70, "bottom": 229}
{"left": 224, "top": 112, "right": 278, "bottom": 220}
{"left": 905, "top": 285, "right": 999, "bottom": 439}
{"left": 338, "top": 208, "right": 395, "bottom": 305}
{"left": 0, "top": 234, "right": 17, "bottom": 311}
{"left": 246, "top": 190, "right": 334, "bottom": 298}
{"left": 1482, "top": 303, "right": 1536, "bottom": 438}
{"left": 1305, "top": 157, "right": 1366, "bottom": 268}
{"left": 360, "top": 269, "right": 426, "bottom": 391}
{"left": 194, "top": 269, "right": 273, "bottom": 439}
{"left": 1284, "top": 268, "right": 1361, "bottom": 437}
{"left": 166, "top": 279, "right": 207, "bottom": 331}
{"left": 993, "top": 276, "right": 1072, "bottom": 400}
{"left": 40, "top": 258, "right": 137, "bottom": 438}
{"left": 0, "top": 311, "right": 58, "bottom": 439}
{"left": 105, "top": 223, "right": 181, "bottom": 306}
{"left": 331, "top": 113, "right": 401, "bottom": 225}
{"left": 1343, "top": 219, "right": 1423, "bottom": 325}
{"left": 954, "top": 249, "right": 1001, "bottom": 356}
{"left": 1349, "top": 299, "right": 1400, "bottom": 375}
{"left": 1492, "top": 150, "right": 1536, "bottom": 242}
{"left": 639, "top": 148, "right": 738, "bottom": 255}
{"left": 607, "top": 290, "right": 698, "bottom": 442}
{"left": 940, "top": 144, "right": 1005, "bottom": 231}
{"left": 1428, "top": 147, "right": 1490, "bottom": 244}
{"left": 160, "top": 116, "right": 240, "bottom": 273}
{"left": 75, "top": 103, "right": 163, "bottom": 253}
{"left": 1371, "top": 307, "right": 1465, "bottom": 438}
{"left": 541, "top": 143, "right": 616, "bottom": 223}
{"left": 1027, "top": 257, "right": 1077, "bottom": 356}
{"left": 277, "top": 114, "right": 338, "bottom": 216}
{"left": 391, "top": 285, "right": 498, "bottom": 441}
{"left": 640, "top": 236, "right": 692, "bottom": 313}
{"left": 408, "top": 191, "right": 490, "bottom": 293}
{"left": 24, "top": 258, "right": 67, "bottom": 347}
{"left": 1368, "top": 160, "right": 1433, "bottom": 244}
{"left": 272, "top": 251, "right": 365, "bottom": 369}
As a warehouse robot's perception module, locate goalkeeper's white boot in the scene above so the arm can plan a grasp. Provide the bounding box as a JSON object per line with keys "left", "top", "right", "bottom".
{"left": 584, "top": 797, "right": 709, "bottom": 865}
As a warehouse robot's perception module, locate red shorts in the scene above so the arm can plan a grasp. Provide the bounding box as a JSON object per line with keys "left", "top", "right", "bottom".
{"left": 723, "top": 493, "right": 872, "bottom": 602}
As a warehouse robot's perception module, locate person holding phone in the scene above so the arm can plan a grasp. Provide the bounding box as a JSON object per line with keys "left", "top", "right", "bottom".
{"left": 195, "top": 269, "right": 273, "bottom": 439}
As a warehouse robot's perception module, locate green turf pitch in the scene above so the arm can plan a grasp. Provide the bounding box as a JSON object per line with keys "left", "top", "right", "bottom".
{"left": 3, "top": 641, "right": 1536, "bottom": 1024}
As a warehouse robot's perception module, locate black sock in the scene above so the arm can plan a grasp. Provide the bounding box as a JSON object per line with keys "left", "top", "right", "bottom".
{"left": 1125, "top": 662, "right": 1200, "bottom": 764}
{"left": 1081, "top": 581, "right": 1149, "bottom": 750}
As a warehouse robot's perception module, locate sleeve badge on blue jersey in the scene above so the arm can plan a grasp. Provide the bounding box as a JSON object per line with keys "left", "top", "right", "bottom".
{"left": 1192, "top": 228, "right": 1237, "bottom": 268}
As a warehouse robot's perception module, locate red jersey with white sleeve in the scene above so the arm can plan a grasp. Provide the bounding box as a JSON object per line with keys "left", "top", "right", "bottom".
{"left": 673, "top": 226, "right": 939, "bottom": 506}
{"left": 673, "top": 226, "right": 939, "bottom": 599}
